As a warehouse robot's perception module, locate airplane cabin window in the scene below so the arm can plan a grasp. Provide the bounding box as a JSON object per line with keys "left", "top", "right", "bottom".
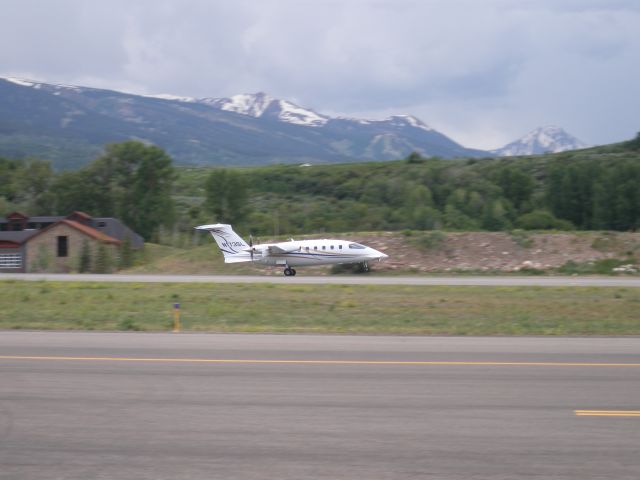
{"left": 330, "top": 245, "right": 334, "bottom": 249}
{"left": 348, "top": 243, "right": 366, "bottom": 249}
{"left": 339, "top": 245, "right": 342, "bottom": 249}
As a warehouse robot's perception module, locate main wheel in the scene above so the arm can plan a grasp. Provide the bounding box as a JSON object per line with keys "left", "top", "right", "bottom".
{"left": 284, "top": 267, "right": 293, "bottom": 276}
{"left": 291, "top": 268, "right": 297, "bottom": 276}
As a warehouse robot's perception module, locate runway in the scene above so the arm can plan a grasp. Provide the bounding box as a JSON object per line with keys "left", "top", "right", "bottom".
{"left": 1, "top": 332, "right": 639, "bottom": 479}
{"left": 2, "top": 272, "right": 640, "bottom": 287}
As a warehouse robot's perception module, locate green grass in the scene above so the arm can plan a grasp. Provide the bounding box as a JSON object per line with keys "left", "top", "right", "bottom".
{"left": 1, "top": 281, "right": 639, "bottom": 335}
{"left": 557, "top": 258, "right": 638, "bottom": 275}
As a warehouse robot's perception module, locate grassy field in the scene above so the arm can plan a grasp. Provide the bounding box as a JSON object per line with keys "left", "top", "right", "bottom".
{"left": 1, "top": 280, "right": 639, "bottom": 335}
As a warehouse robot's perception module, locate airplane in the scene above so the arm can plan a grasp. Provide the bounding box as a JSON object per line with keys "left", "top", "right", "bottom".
{"left": 196, "top": 223, "right": 388, "bottom": 276}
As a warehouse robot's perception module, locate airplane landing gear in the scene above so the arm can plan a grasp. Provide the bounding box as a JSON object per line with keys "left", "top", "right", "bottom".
{"left": 283, "top": 267, "right": 297, "bottom": 276}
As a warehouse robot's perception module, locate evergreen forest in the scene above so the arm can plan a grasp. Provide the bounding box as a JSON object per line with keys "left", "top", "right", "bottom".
{"left": 1, "top": 135, "right": 639, "bottom": 242}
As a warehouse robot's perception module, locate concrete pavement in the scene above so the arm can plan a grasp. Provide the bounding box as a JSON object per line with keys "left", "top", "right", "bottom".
{"left": 1, "top": 332, "right": 639, "bottom": 479}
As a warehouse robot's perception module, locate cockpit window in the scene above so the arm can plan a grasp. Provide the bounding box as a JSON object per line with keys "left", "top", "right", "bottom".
{"left": 348, "top": 243, "right": 366, "bottom": 249}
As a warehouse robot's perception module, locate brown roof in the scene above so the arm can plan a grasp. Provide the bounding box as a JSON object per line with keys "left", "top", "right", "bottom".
{"left": 66, "top": 211, "right": 92, "bottom": 221}
{"left": 62, "top": 220, "right": 122, "bottom": 244}
{"left": 6, "top": 211, "right": 28, "bottom": 220}
{"left": 26, "top": 219, "right": 122, "bottom": 245}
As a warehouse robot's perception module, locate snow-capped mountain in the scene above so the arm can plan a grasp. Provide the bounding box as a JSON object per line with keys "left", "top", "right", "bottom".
{"left": 492, "top": 126, "right": 589, "bottom": 156}
{"left": 2, "top": 77, "right": 591, "bottom": 168}
{"left": 0, "top": 77, "right": 489, "bottom": 168}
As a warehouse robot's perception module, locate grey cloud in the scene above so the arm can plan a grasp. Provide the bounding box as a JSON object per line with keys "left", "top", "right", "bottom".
{"left": 1, "top": 0, "right": 639, "bottom": 149}
{"left": 0, "top": 1, "right": 129, "bottom": 78}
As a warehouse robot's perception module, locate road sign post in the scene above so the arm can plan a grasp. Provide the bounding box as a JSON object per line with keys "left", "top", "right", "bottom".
{"left": 173, "top": 303, "right": 181, "bottom": 333}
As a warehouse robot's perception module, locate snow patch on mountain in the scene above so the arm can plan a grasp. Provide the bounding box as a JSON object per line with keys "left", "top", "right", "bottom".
{"left": 213, "top": 92, "right": 275, "bottom": 117}
{"left": 275, "top": 100, "right": 329, "bottom": 126}
{"left": 492, "top": 126, "right": 589, "bottom": 156}
{"left": 338, "top": 117, "right": 372, "bottom": 125}
{"left": 6, "top": 77, "right": 36, "bottom": 87}
{"left": 145, "top": 93, "right": 197, "bottom": 102}
{"left": 387, "top": 115, "right": 434, "bottom": 132}
{"left": 202, "top": 92, "right": 329, "bottom": 126}
{"left": 4, "top": 76, "right": 89, "bottom": 93}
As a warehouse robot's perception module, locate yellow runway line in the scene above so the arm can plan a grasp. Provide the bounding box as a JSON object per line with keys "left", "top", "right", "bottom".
{"left": 2, "top": 355, "right": 640, "bottom": 367}
{"left": 575, "top": 410, "right": 640, "bottom": 417}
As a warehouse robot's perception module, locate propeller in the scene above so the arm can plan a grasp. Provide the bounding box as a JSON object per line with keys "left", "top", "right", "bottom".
{"left": 249, "top": 234, "right": 254, "bottom": 261}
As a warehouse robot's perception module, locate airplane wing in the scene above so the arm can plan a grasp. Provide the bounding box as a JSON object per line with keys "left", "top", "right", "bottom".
{"left": 267, "top": 244, "right": 300, "bottom": 254}
{"left": 239, "top": 243, "right": 300, "bottom": 255}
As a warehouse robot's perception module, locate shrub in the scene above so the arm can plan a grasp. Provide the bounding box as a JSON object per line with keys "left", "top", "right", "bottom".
{"left": 510, "top": 229, "right": 534, "bottom": 248}
{"left": 119, "top": 237, "right": 134, "bottom": 269}
{"left": 413, "top": 231, "right": 446, "bottom": 251}
{"left": 330, "top": 262, "right": 371, "bottom": 274}
{"left": 117, "top": 318, "right": 141, "bottom": 331}
{"left": 78, "top": 240, "right": 92, "bottom": 273}
{"left": 515, "top": 210, "right": 574, "bottom": 230}
{"left": 405, "top": 151, "right": 425, "bottom": 164}
{"left": 93, "top": 244, "right": 113, "bottom": 273}
{"left": 557, "top": 258, "right": 635, "bottom": 275}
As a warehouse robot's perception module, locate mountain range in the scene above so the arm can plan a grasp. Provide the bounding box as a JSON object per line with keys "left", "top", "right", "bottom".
{"left": 0, "top": 77, "right": 587, "bottom": 169}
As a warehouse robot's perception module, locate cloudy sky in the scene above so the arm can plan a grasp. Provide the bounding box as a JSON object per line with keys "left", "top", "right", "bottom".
{"left": 1, "top": 0, "right": 639, "bottom": 149}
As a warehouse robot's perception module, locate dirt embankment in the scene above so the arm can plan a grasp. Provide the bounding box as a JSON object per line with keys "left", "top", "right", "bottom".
{"left": 357, "top": 231, "right": 640, "bottom": 273}
{"left": 130, "top": 231, "right": 639, "bottom": 275}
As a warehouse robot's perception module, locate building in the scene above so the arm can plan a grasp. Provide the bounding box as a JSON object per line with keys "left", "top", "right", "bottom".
{"left": 0, "top": 212, "right": 144, "bottom": 273}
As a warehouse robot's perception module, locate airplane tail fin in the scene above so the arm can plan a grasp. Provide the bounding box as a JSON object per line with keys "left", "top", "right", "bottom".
{"left": 195, "top": 224, "right": 252, "bottom": 263}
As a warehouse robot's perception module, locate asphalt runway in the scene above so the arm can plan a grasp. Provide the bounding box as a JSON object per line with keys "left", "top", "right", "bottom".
{"left": 2, "top": 272, "right": 640, "bottom": 287}
{"left": 1, "top": 333, "right": 639, "bottom": 479}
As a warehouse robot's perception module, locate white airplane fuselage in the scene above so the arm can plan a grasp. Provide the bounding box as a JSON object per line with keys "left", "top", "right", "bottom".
{"left": 241, "top": 239, "right": 385, "bottom": 267}
{"left": 196, "top": 223, "right": 388, "bottom": 275}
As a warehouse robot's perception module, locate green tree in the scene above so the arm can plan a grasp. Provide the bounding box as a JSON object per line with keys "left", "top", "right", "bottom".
{"left": 93, "top": 244, "right": 112, "bottom": 273}
{"left": 119, "top": 237, "right": 134, "bottom": 269}
{"left": 496, "top": 166, "right": 534, "bottom": 212}
{"left": 443, "top": 204, "right": 479, "bottom": 230}
{"left": 12, "top": 158, "right": 55, "bottom": 214}
{"left": 51, "top": 170, "right": 108, "bottom": 215}
{"left": 411, "top": 206, "right": 442, "bottom": 230}
{"left": 405, "top": 151, "right": 425, "bottom": 164}
{"left": 78, "top": 240, "right": 92, "bottom": 273}
{"left": 47, "top": 141, "right": 176, "bottom": 239}
{"left": 606, "top": 162, "right": 640, "bottom": 230}
{"left": 626, "top": 131, "right": 640, "bottom": 151}
{"left": 203, "top": 169, "right": 251, "bottom": 225}
{"left": 0, "top": 157, "right": 21, "bottom": 202}
{"left": 91, "top": 141, "right": 175, "bottom": 239}
{"left": 482, "top": 200, "right": 511, "bottom": 231}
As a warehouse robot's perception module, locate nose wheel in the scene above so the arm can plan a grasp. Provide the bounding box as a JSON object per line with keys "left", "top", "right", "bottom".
{"left": 283, "top": 267, "right": 297, "bottom": 276}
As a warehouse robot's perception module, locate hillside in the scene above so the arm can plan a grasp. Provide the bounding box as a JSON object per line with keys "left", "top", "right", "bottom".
{"left": 0, "top": 77, "right": 486, "bottom": 169}
{"left": 175, "top": 140, "right": 640, "bottom": 236}
{"left": 127, "top": 230, "right": 640, "bottom": 275}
